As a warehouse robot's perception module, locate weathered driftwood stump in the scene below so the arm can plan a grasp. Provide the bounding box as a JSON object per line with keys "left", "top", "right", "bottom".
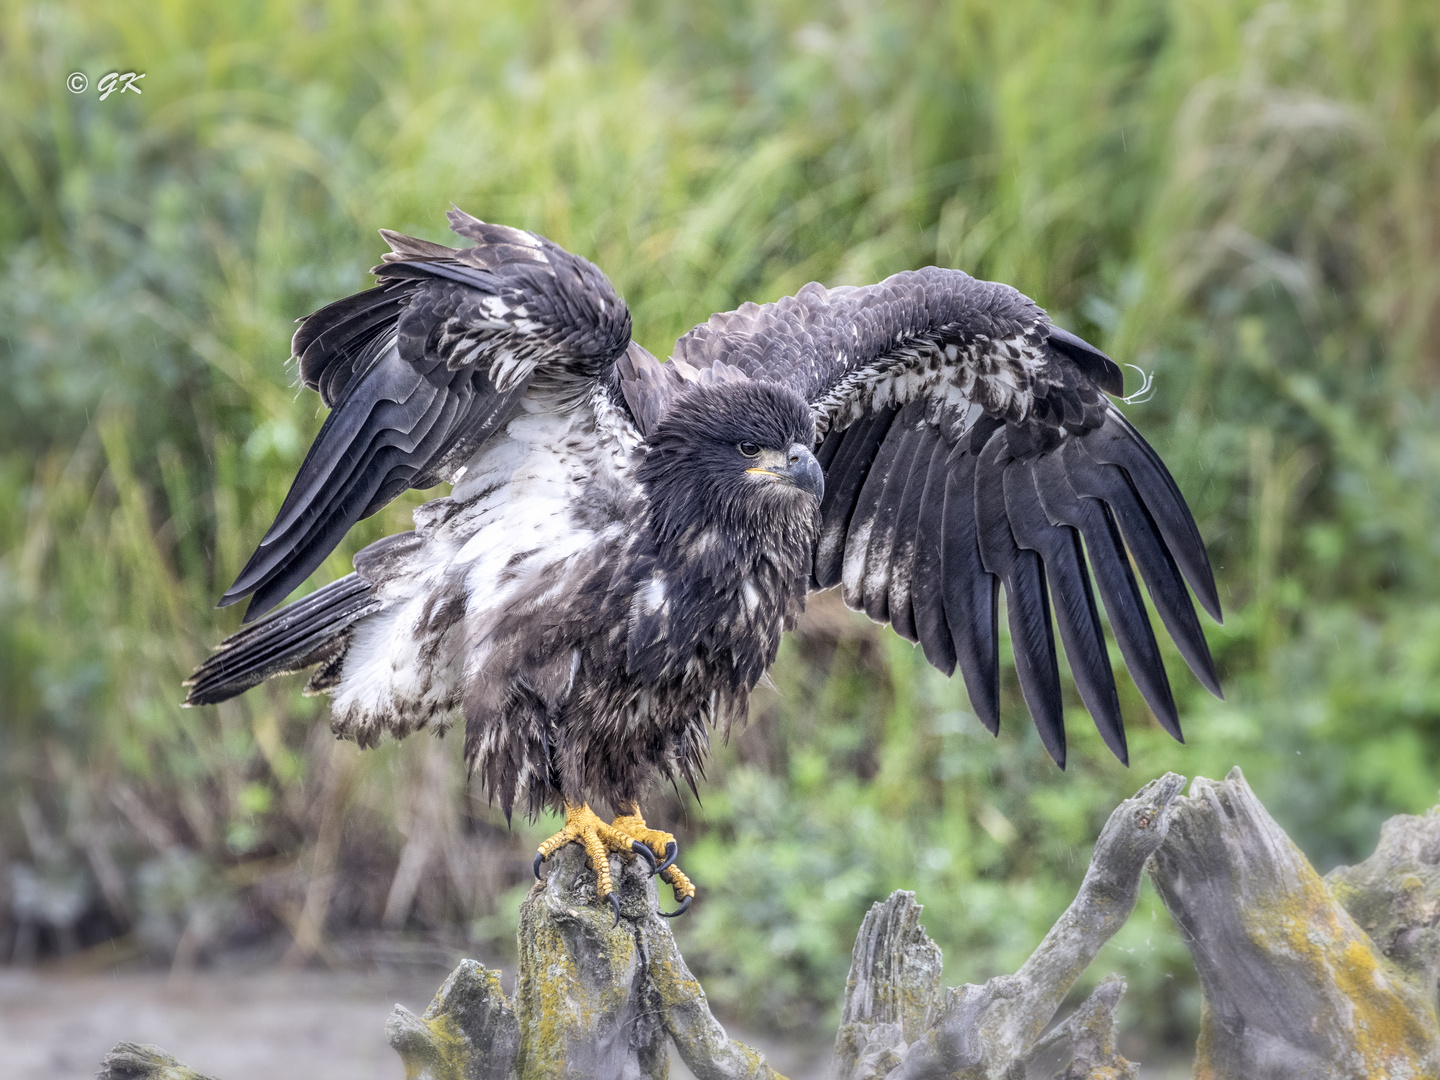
{"left": 829, "top": 772, "right": 1185, "bottom": 1080}
{"left": 1149, "top": 766, "right": 1440, "bottom": 1079}
{"left": 387, "top": 840, "right": 782, "bottom": 1080}
{"left": 97, "top": 769, "right": 1440, "bottom": 1080}
{"left": 97, "top": 1043, "right": 219, "bottom": 1080}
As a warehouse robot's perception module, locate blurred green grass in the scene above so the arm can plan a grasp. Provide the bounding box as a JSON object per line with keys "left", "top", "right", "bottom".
{"left": 1, "top": 0, "right": 1438, "bottom": 1052}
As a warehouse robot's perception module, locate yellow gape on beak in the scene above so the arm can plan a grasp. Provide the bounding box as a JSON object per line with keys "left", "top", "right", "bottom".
{"left": 745, "top": 444, "right": 824, "bottom": 500}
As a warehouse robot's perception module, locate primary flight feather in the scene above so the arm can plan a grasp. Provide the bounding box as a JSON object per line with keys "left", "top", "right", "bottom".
{"left": 186, "top": 207, "right": 1221, "bottom": 917}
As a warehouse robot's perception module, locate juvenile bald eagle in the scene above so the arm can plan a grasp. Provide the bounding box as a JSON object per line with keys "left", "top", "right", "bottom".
{"left": 186, "top": 208, "right": 1222, "bottom": 918}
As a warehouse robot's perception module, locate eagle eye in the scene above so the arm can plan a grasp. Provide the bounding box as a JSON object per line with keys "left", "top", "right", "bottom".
{"left": 738, "top": 441, "right": 761, "bottom": 457}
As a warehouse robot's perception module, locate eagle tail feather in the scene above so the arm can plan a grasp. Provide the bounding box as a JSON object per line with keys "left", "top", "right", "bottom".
{"left": 184, "top": 574, "right": 380, "bottom": 706}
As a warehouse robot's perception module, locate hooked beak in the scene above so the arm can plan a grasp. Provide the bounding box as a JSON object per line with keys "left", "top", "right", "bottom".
{"left": 747, "top": 443, "right": 825, "bottom": 502}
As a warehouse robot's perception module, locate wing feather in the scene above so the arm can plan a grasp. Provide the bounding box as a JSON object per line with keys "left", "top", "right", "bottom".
{"left": 814, "top": 406, "right": 899, "bottom": 589}
{"left": 844, "top": 402, "right": 928, "bottom": 621}
{"left": 185, "top": 574, "right": 382, "bottom": 704}
{"left": 910, "top": 438, "right": 959, "bottom": 675}
{"left": 674, "top": 266, "right": 1221, "bottom": 762}
{"left": 222, "top": 209, "right": 632, "bottom": 620}
{"left": 883, "top": 424, "right": 944, "bottom": 643}
{"left": 857, "top": 405, "right": 931, "bottom": 629}
{"left": 222, "top": 352, "right": 476, "bottom": 617}
{"left": 1080, "top": 414, "right": 1223, "bottom": 621}
{"left": 1029, "top": 449, "right": 1182, "bottom": 738}
{"left": 940, "top": 425, "right": 1003, "bottom": 733}
{"left": 814, "top": 423, "right": 845, "bottom": 473}
{"left": 974, "top": 434, "right": 1067, "bottom": 765}
{"left": 293, "top": 282, "right": 413, "bottom": 406}
{"left": 1003, "top": 459, "right": 1127, "bottom": 764}
{"left": 1065, "top": 440, "right": 1223, "bottom": 698}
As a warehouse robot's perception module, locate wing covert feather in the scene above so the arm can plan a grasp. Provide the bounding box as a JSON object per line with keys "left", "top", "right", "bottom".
{"left": 676, "top": 266, "right": 1221, "bottom": 761}
{"left": 223, "top": 209, "right": 632, "bottom": 620}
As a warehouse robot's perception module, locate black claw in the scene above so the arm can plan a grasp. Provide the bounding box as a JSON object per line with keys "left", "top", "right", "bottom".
{"left": 659, "top": 895, "right": 692, "bottom": 919}
{"left": 630, "top": 840, "right": 657, "bottom": 873}
{"left": 655, "top": 840, "right": 678, "bottom": 876}
{"left": 608, "top": 892, "right": 622, "bottom": 927}
{"left": 533, "top": 852, "right": 545, "bottom": 880}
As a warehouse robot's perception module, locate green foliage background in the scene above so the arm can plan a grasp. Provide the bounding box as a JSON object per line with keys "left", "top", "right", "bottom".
{"left": 2, "top": 0, "right": 1439, "bottom": 1050}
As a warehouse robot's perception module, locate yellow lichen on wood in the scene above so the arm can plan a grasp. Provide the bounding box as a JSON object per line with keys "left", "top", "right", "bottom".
{"left": 1332, "top": 938, "right": 1438, "bottom": 1078}
{"left": 643, "top": 928, "right": 785, "bottom": 1080}
{"left": 516, "top": 901, "right": 581, "bottom": 1047}
{"left": 386, "top": 959, "right": 519, "bottom": 1080}
{"left": 514, "top": 845, "right": 683, "bottom": 1079}
{"left": 393, "top": 842, "right": 782, "bottom": 1080}
{"left": 1236, "top": 854, "right": 1437, "bottom": 1077}
{"left": 515, "top": 884, "right": 610, "bottom": 1079}
{"left": 1159, "top": 770, "right": 1440, "bottom": 1080}
{"left": 1190, "top": 999, "right": 1220, "bottom": 1080}
{"left": 396, "top": 1012, "right": 473, "bottom": 1080}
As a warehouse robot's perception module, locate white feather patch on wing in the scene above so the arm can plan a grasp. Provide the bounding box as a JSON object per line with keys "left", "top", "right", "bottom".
{"left": 811, "top": 328, "right": 1046, "bottom": 437}
{"left": 330, "top": 379, "right": 644, "bottom": 741}
{"left": 641, "top": 576, "right": 667, "bottom": 614}
{"left": 841, "top": 513, "right": 876, "bottom": 608}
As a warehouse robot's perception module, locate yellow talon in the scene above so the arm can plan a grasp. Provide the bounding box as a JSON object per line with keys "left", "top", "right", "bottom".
{"left": 614, "top": 802, "right": 695, "bottom": 916}
{"left": 659, "top": 863, "right": 696, "bottom": 918}
{"left": 533, "top": 802, "right": 646, "bottom": 906}
{"left": 532, "top": 801, "right": 696, "bottom": 918}
{"left": 612, "top": 803, "right": 679, "bottom": 868}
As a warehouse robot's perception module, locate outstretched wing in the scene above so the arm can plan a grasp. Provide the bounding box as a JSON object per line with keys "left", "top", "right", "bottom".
{"left": 671, "top": 268, "right": 1222, "bottom": 766}
{"left": 222, "top": 208, "right": 632, "bottom": 621}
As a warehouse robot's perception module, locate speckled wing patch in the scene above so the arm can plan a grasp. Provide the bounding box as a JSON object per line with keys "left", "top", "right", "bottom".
{"left": 672, "top": 267, "right": 1221, "bottom": 768}
{"left": 223, "top": 208, "right": 634, "bottom": 622}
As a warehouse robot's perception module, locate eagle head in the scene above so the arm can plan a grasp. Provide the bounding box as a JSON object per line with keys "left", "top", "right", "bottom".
{"left": 637, "top": 380, "right": 822, "bottom": 553}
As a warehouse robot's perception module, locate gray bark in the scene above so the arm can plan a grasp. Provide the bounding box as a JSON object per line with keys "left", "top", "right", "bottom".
{"left": 385, "top": 959, "right": 519, "bottom": 1080}
{"left": 94, "top": 770, "right": 1440, "bottom": 1080}
{"left": 1148, "top": 766, "right": 1440, "bottom": 1080}
{"left": 1025, "top": 975, "right": 1136, "bottom": 1080}
{"left": 831, "top": 772, "right": 1184, "bottom": 1080}
{"left": 830, "top": 889, "right": 946, "bottom": 1077}
{"left": 389, "top": 840, "right": 784, "bottom": 1080}
{"left": 97, "top": 1043, "right": 219, "bottom": 1080}
{"left": 1325, "top": 802, "right": 1440, "bottom": 998}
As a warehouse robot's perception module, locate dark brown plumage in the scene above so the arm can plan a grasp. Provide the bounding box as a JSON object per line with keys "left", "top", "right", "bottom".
{"left": 187, "top": 208, "right": 1223, "bottom": 834}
